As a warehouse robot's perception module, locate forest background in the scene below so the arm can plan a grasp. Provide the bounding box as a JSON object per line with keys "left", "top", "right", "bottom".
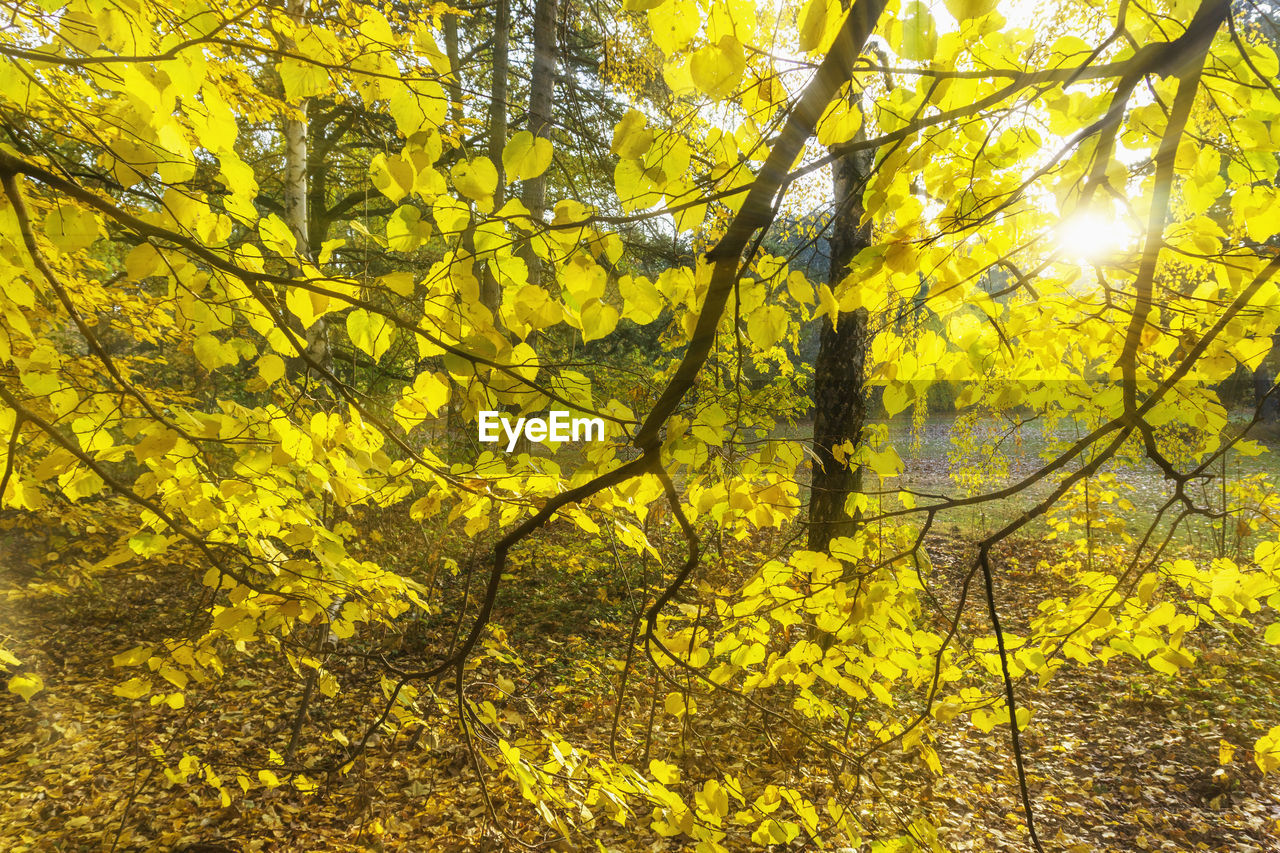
{"left": 2, "top": 0, "right": 1280, "bottom": 849}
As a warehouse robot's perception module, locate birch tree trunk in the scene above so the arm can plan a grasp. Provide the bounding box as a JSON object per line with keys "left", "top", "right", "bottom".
{"left": 281, "top": 0, "right": 327, "bottom": 759}
{"left": 282, "top": 0, "right": 329, "bottom": 380}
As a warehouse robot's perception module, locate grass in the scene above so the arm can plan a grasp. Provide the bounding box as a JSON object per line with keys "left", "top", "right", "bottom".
{"left": 774, "top": 408, "right": 1280, "bottom": 556}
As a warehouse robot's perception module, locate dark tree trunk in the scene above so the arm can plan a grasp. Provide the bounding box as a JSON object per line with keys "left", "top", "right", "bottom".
{"left": 1254, "top": 330, "right": 1280, "bottom": 420}
{"left": 807, "top": 146, "right": 873, "bottom": 554}
{"left": 521, "top": 0, "right": 558, "bottom": 286}
{"left": 480, "top": 0, "right": 510, "bottom": 319}
{"left": 487, "top": 0, "right": 510, "bottom": 203}
{"left": 443, "top": 16, "right": 462, "bottom": 125}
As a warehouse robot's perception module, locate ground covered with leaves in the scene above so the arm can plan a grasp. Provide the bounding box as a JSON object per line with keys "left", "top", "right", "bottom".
{"left": 2, "top": 511, "right": 1279, "bottom": 852}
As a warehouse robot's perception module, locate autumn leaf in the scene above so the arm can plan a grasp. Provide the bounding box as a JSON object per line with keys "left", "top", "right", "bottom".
{"left": 7, "top": 673, "right": 43, "bottom": 702}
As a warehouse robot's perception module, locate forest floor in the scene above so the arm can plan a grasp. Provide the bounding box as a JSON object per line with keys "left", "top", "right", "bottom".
{"left": 2, "top": 508, "right": 1279, "bottom": 852}
{"left": 919, "top": 535, "right": 1280, "bottom": 852}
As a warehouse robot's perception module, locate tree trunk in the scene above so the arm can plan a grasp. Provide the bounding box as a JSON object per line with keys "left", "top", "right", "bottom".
{"left": 1254, "top": 329, "right": 1280, "bottom": 421}
{"left": 281, "top": 0, "right": 307, "bottom": 256}
{"left": 480, "top": 0, "right": 510, "bottom": 320}
{"left": 281, "top": 0, "right": 329, "bottom": 380}
{"left": 487, "top": 0, "right": 510, "bottom": 203}
{"left": 521, "top": 0, "right": 558, "bottom": 285}
{"left": 807, "top": 146, "right": 873, "bottom": 554}
{"left": 306, "top": 102, "right": 340, "bottom": 251}
{"left": 444, "top": 15, "right": 463, "bottom": 126}
{"left": 283, "top": 93, "right": 308, "bottom": 253}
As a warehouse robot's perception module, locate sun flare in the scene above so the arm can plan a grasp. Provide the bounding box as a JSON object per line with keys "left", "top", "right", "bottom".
{"left": 1056, "top": 211, "right": 1134, "bottom": 264}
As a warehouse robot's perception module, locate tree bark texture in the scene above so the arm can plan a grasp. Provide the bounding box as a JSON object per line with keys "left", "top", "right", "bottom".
{"left": 807, "top": 146, "right": 873, "bottom": 553}
{"left": 521, "top": 0, "right": 558, "bottom": 285}
{"left": 481, "top": 0, "right": 511, "bottom": 317}
{"left": 444, "top": 15, "right": 462, "bottom": 125}
{"left": 282, "top": 0, "right": 308, "bottom": 256}
{"left": 282, "top": 0, "right": 330, "bottom": 378}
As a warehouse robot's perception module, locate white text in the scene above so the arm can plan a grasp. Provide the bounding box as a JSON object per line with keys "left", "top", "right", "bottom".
{"left": 478, "top": 410, "right": 605, "bottom": 452}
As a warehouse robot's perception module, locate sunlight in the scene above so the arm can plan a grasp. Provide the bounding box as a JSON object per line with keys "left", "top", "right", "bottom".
{"left": 1056, "top": 210, "right": 1134, "bottom": 264}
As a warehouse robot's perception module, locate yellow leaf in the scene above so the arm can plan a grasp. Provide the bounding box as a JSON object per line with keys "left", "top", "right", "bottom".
{"left": 972, "top": 707, "right": 998, "bottom": 732}
{"left": 815, "top": 283, "right": 839, "bottom": 324}
{"left": 1255, "top": 726, "right": 1280, "bottom": 773}
{"left": 798, "top": 0, "right": 839, "bottom": 53}
{"left": 382, "top": 271, "right": 415, "bottom": 296}
{"left": 258, "top": 769, "right": 282, "bottom": 787}
{"left": 278, "top": 57, "right": 329, "bottom": 102}
{"left": 611, "top": 110, "right": 654, "bottom": 159}
{"left": 395, "top": 371, "right": 451, "bottom": 432}
{"left": 894, "top": 1, "right": 938, "bottom": 62}
{"left": 690, "top": 36, "right": 746, "bottom": 100}
{"left": 502, "top": 131, "right": 554, "bottom": 182}
{"left": 944, "top": 0, "right": 999, "bottom": 20}
{"left": 512, "top": 283, "right": 563, "bottom": 329}
{"left": 125, "top": 243, "right": 162, "bottom": 280}
{"left": 159, "top": 665, "right": 189, "bottom": 690}
{"left": 387, "top": 205, "right": 431, "bottom": 252}
{"left": 752, "top": 819, "right": 799, "bottom": 846}
{"left": 433, "top": 196, "right": 471, "bottom": 234}
{"left": 347, "top": 309, "right": 393, "bottom": 361}
{"left": 662, "top": 56, "right": 696, "bottom": 97}
{"left": 193, "top": 334, "right": 232, "bottom": 371}
{"left": 112, "top": 646, "right": 152, "bottom": 667}
{"left": 580, "top": 300, "right": 619, "bottom": 343}
{"left": 451, "top": 158, "right": 499, "bottom": 203}
{"left": 746, "top": 304, "right": 786, "bottom": 350}
{"left": 786, "top": 271, "right": 814, "bottom": 304}
{"left": 370, "top": 153, "right": 413, "bottom": 203}
{"left": 319, "top": 238, "right": 345, "bottom": 264}
{"left": 388, "top": 81, "right": 448, "bottom": 138}
{"left": 817, "top": 97, "right": 863, "bottom": 147}
{"left": 648, "top": 0, "right": 698, "bottom": 56}
{"left": 258, "top": 353, "right": 286, "bottom": 384}
{"left": 868, "top": 446, "right": 903, "bottom": 479}
{"left": 649, "top": 758, "right": 680, "bottom": 785}
{"left": 113, "top": 676, "right": 152, "bottom": 700}
{"left": 59, "top": 8, "right": 98, "bottom": 53}
{"left": 883, "top": 381, "right": 912, "bottom": 416}
{"left": 259, "top": 214, "right": 297, "bottom": 257}
{"left": 562, "top": 256, "right": 607, "bottom": 306}
{"left": 620, "top": 275, "right": 664, "bottom": 325}
{"left": 693, "top": 402, "right": 728, "bottom": 446}
{"left": 7, "top": 672, "right": 43, "bottom": 702}
{"left": 45, "top": 206, "right": 99, "bottom": 254}
{"left": 286, "top": 287, "right": 330, "bottom": 331}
